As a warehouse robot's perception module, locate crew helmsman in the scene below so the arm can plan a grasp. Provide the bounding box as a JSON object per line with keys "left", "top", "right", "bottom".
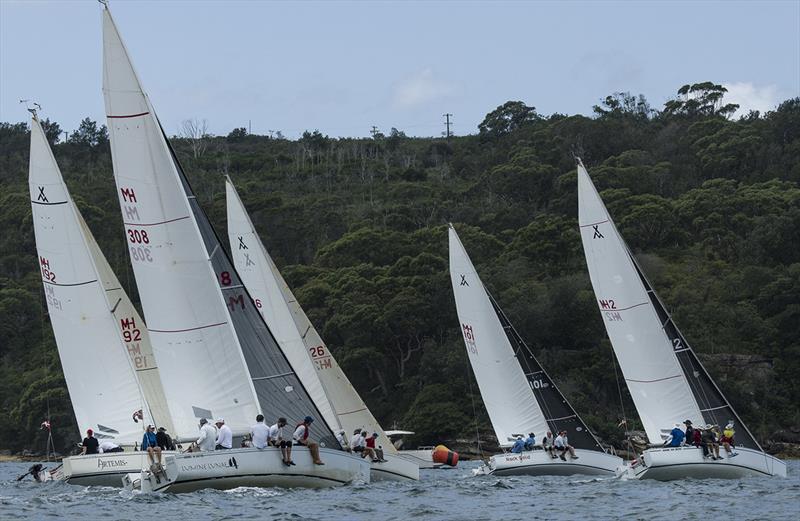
{"left": 293, "top": 416, "right": 324, "bottom": 465}
{"left": 142, "top": 424, "right": 162, "bottom": 465}
{"left": 215, "top": 418, "right": 232, "bottom": 450}
{"left": 195, "top": 418, "right": 216, "bottom": 452}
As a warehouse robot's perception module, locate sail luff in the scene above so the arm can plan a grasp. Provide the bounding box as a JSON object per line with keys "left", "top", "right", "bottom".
{"left": 448, "top": 225, "right": 549, "bottom": 447}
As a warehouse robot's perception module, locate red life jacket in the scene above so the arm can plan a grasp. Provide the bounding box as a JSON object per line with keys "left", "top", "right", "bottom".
{"left": 296, "top": 422, "right": 310, "bottom": 441}
{"left": 366, "top": 437, "right": 376, "bottom": 449}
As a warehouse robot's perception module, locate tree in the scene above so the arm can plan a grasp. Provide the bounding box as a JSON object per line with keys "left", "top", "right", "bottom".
{"left": 593, "top": 92, "right": 652, "bottom": 120}
{"left": 478, "top": 101, "right": 538, "bottom": 139}
{"left": 663, "top": 82, "right": 739, "bottom": 119}
{"left": 68, "top": 118, "right": 108, "bottom": 146}
{"left": 39, "top": 118, "right": 62, "bottom": 145}
{"left": 181, "top": 118, "right": 210, "bottom": 158}
{"left": 227, "top": 127, "right": 248, "bottom": 141}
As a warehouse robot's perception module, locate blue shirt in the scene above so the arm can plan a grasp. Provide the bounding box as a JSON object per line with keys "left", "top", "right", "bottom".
{"left": 668, "top": 427, "right": 685, "bottom": 447}
{"left": 141, "top": 431, "right": 157, "bottom": 450}
{"left": 524, "top": 436, "right": 536, "bottom": 451}
{"left": 511, "top": 438, "right": 526, "bottom": 453}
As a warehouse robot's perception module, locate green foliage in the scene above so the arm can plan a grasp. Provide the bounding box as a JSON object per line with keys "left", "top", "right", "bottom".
{"left": 1, "top": 87, "right": 799, "bottom": 454}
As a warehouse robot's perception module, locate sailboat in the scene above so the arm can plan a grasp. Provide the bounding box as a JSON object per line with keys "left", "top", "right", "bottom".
{"left": 28, "top": 112, "right": 176, "bottom": 486}
{"left": 448, "top": 225, "right": 622, "bottom": 476}
{"left": 225, "top": 178, "right": 419, "bottom": 481}
{"left": 577, "top": 160, "right": 786, "bottom": 480}
{"left": 101, "top": 3, "right": 369, "bottom": 492}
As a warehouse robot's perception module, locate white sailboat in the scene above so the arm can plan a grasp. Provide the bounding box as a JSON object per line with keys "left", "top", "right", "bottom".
{"left": 577, "top": 160, "right": 786, "bottom": 480}
{"left": 449, "top": 225, "right": 622, "bottom": 476}
{"left": 28, "top": 112, "right": 176, "bottom": 486}
{"left": 101, "top": 3, "right": 369, "bottom": 491}
{"left": 225, "top": 178, "right": 419, "bottom": 481}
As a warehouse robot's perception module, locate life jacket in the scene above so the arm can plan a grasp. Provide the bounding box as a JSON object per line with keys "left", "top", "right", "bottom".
{"left": 296, "top": 422, "right": 310, "bottom": 441}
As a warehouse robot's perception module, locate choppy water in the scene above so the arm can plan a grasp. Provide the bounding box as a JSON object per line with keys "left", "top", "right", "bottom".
{"left": 1, "top": 460, "right": 798, "bottom": 520}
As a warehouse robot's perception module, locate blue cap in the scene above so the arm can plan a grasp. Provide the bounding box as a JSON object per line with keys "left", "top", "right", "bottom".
{"left": 304, "top": 416, "right": 314, "bottom": 423}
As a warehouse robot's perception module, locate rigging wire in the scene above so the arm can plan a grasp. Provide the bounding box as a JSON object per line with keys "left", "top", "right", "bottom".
{"left": 465, "top": 361, "right": 485, "bottom": 462}
{"left": 609, "top": 343, "right": 633, "bottom": 458}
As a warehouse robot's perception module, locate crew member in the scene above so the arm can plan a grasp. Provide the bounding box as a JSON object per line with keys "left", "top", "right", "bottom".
{"left": 294, "top": 416, "right": 324, "bottom": 465}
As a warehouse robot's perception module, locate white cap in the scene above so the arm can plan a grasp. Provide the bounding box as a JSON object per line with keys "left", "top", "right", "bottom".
{"left": 216, "top": 418, "right": 225, "bottom": 424}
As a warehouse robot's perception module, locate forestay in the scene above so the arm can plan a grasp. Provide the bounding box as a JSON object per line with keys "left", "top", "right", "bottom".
{"left": 29, "top": 116, "right": 147, "bottom": 444}
{"left": 102, "top": 6, "right": 338, "bottom": 447}
{"left": 226, "top": 178, "right": 396, "bottom": 453}
{"left": 577, "top": 162, "right": 704, "bottom": 444}
{"left": 448, "top": 225, "right": 548, "bottom": 447}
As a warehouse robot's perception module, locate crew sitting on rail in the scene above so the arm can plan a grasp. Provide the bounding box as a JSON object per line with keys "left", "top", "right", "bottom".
{"left": 524, "top": 433, "right": 536, "bottom": 451}
{"left": 543, "top": 431, "right": 557, "bottom": 459}
{"left": 156, "top": 427, "right": 176, "bottom": 451}
{"left": 720, "top": 422, "right": 738, "bottom": 457}
{"left": 294, "top": 416, "right": 324, "bottom": 465}
{"left": 142, "top": 424, "right": 162, "bottom": 465}
{"left": 664, "top": 423, "right": 685, "bottom": 447}
{"left": 554, "top": 430, "right": 578, "bottom": 460}
{"left": 215, "top": 418, "right": 232, "bottom": 450}
{"left": 511, "top": 436, "right": 526, "bottom": 454}
{"left": 336, "top": 429, "right": 350, "bottom": 452}
{"left": 366, "top": 432, "right": 387, "bottom": 462}
{"left": 683, "top": 420, "right": 694, "bottom": 445}
{"left": 250, "top": 414, "right": 269, "bottom": 449}
{"left": 269, "top": 417, "right": 294, "bottom": 466}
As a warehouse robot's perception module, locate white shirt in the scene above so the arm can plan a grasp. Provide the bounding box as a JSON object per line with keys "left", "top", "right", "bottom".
{"left": 251, "top": 422, "right": 270, "bottom": 449}
{"left": 196, "top": 423, "right": 217, "bottom": 451}
{"left": 543, "top": 435, "right": 554, "bottom": 448}
{"left": 98, "top": 441, "right": 119, "bottom": 453}
{"left": 554, "top": 434, "right": 565, "bottom": 448}
{"left": 350, "top": 433, "right": 365, "bottom": 450}
{"left": 336, "top": 432, "right": 348, "bottom": 448}
{"left": 268, "top": 423, "right": 285, "bottom": 442}
{"left": 216, "top": 424, "right": 233, "bottom": 448}
{"left": 293, "top": 424, "right": 308, "bottom": 443}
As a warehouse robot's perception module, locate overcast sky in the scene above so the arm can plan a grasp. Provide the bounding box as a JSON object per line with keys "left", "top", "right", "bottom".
{"left": 1, "top": 0, "right": 798, "bottom": 139}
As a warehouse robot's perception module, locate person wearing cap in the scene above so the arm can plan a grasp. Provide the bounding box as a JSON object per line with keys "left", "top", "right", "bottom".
{"left": 98, "top": 439, "right": 123, "bottom": 453}
{"left": 81, "top": 429, "right": 99, "bottom": 455}
{"left": 664, "top": 423, "right": 685, "bottom": 447}
{"left": 141, "top": 424, "right": 162, "bottom": 465}
{"left": 511, "top": 435, "right": 526, "bottom": 454}
{"left": 335, "top": 429, "right": 350, "bottom": 452}
{"left": 269, "top": 417, "right": 294, "bottom": 466}
{"left": 523, "top": 433, "right": 536, "bottom": 451}
{"left": 554, "top": 430, "right": 578, "bottom": 460}
{"left": 700, "top": 424, "right": 719, "bottom": 460}
{"left": 683, "top": 420, "right": 694, "bottom": 445}
{"left": 215, "top": 418, "right": 232, "bottom": 450}
{"left": 349, "top": 430, "right": 377, "bottom": 462}
{"left": 720, "top": 422, "right": 737, "bottom": 457}
{"left": 195, "top": 418, "right": 217, "bottom": 452}
{"left": 365, "top": 432, "right": 386, "bottom": 462}
{"left": 293, "top": 416, "right": 324, "bottom": 465}
{"left": 156, "top": 427, "right": 175, "bottom": 451}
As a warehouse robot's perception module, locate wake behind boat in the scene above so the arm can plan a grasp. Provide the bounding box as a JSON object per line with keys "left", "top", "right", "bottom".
{"left": 577, "top": 160, "right": 786, "bottom": 480}
{"left": 448, "top": 225, "right": 622, "bottom": 476}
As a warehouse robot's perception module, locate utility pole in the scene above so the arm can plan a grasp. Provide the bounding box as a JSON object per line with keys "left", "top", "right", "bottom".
{"left": 248, "top": 119, "right": 251, "bottom": 134}
{"left": 443, "top": 113, "right": 453, "bottom": 139}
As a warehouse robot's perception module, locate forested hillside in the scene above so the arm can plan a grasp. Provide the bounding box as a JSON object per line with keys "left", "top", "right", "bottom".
{"left": 1, "top": 83, "right": 799, "bottom": 456}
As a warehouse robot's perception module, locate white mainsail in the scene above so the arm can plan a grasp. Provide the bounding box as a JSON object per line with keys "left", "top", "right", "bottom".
{"left": 102, "top": 8, "right": 261, "bottom": 439}
{"left": 448, "top": 225, "right": 548, "bottom": 447}
{"left": 29, "top": 115, "right": 157, "bottom": 443}
{"left": 225, "top": 178, "right": 397, "bottom": 453}
{"left": 577, "top": 162, "right": 703, "bottom": 443}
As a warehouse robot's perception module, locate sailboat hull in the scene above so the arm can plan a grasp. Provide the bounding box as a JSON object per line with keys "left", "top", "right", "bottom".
{"left": 619, "top": 446, "right": 787, "bottom": 480}
{"left": 478, "top": 449, "right": 622, "bottom": 477}
{"left": 136, "top": 447, "right": 370, "bottom": 493}
{"left": 369, "top": 454, "right": 420, "bottom": 481}
{"left": 62, "top": 451, "right": 176, "bottom": 487}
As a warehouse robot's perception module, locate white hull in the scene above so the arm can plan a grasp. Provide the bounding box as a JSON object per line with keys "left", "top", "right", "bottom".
{"left": 618, "top": 446, "right": 787, "bottom": 480}
{"left": 369, "top": 454, "right": 420, "bottom": 481}
{"left": 136, "top": 447, "right": 370, "bottom": 493}
{"left": 397, "top": 449, "right": 442, "bottom": 469}
{"left": 476, "top": 449, "right": 622, "bottom": 477}
{"left": 62, "top": 451, "right": 175, "bottom": 487}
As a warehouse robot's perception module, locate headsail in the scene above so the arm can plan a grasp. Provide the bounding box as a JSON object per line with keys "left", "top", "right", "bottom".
{"left": 102, "top": 5, "right": 337, "bottom": 446}
{"left": 226, "top": 178, "right": 397, "bottom": 453}
{"left": 449, "top": 225, "right": 548, "bottom": 447}
{"left": 29, "top": 115, "right": 157, "bottom": 443}
{"left": 576, "top": 161, "right": 759, "bottom": 447}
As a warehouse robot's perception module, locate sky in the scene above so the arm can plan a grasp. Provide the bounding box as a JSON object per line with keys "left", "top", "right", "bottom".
{"left": 1, "top": 0, "right": 799, "bottom": 139}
